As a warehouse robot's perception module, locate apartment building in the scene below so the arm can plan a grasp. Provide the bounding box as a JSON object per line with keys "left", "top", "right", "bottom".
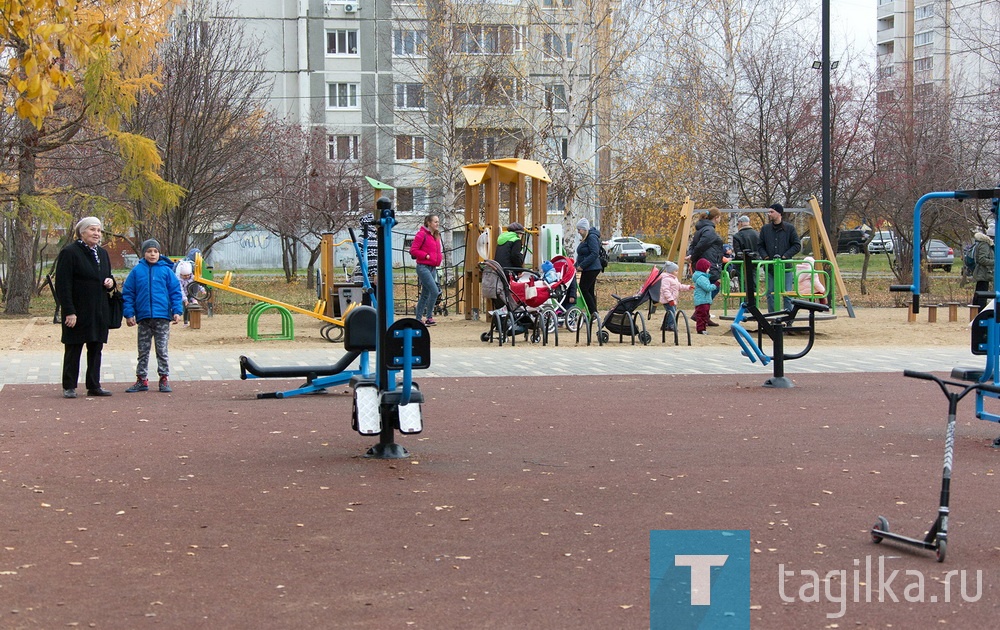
{"left": 876, "top": 0, "right": 999, "bottom": 99}
{"left": 224, "top": 0, "right": 600, "bottom": 224}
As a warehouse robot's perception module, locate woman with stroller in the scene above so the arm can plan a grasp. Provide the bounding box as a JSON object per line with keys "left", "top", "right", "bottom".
{"left": 410, "top": 213, "right": 443, "bottom": 326}
{"left": 575, "top": 218, "right": 603, "bottom": 316}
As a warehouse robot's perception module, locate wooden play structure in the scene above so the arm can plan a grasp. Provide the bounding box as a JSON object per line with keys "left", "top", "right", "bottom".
{"left": 461, "top": 158, "right": 552, "bottom": 319}
{"left": 667, "top": 195, "right": 854, "bottom": 317}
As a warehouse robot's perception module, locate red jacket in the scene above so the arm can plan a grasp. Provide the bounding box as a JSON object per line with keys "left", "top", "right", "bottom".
{"left": 409, "top": 226, "right": 443, "bottom": 267}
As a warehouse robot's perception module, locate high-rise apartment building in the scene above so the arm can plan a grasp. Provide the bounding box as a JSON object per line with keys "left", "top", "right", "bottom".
{"left": 225, "top": 0, "right": 600, "bottom": 222}
{"left": 876, "top": 0, "right": 999, "bottom": 100}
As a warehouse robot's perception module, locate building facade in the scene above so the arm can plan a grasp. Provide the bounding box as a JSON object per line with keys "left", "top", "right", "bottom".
{"left": 225, "top": 0, "right": 601, "bottom": 227}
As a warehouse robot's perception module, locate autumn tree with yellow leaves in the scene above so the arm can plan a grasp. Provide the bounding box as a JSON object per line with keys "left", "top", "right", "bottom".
{"left": 0, "top": 0, "right": 183, "bottom": 313}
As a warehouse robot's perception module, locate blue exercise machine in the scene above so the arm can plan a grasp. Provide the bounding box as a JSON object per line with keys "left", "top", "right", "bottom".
{"left": 730, "top": 253, "right": 829, "bottom": 387}
{"left": 239, "top": 227, "right": 376, "bottom": 398}
{"left": 889, "top": 188, "right": 1000, "bottom": 440}
{"left": 350, "top": 197, "right": 429, "bottom": 459}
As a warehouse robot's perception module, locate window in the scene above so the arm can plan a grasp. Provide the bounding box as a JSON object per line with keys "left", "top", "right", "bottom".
{"left": 328, "top": 135, "right": 360, "bottom": 161}
{"left": 396, "top": 188, "right": 428, "bottom": 213}
{"left": 327, "top": 29, "right": 359, "bottom": 55}
{"left": 329, "top": 187, "right": 361, "bottom": 214}
{"left": 328, "top": 83, "right": 359, "bottom": 109}
{"left": 549, "top": 136, "right": 568, "bottom": 160}
{"left": 544, "top": 84, "right": 568, "bottom": 111}
{"left": 462, "top": 136, "right": 496, "bottom": 161}
{"left": 915, "top": 4, "right": 934, "bottom": 20}
{"left": 395, "top": 83, "right": 425, "bottom": 109}
{"left": 914, "top": 31, "right": 933, "bottom": 46}
{"left": 393, "top": 29, "right": 426, "bottom": 56}
{"left": 454, "top": 24, "right": 523, "bottom": 54}
{"left": 914, "top": 56, "right": 933, "bottom": 72}
{"left": 543, "top": 33, "right": 573, "bottom": 58}
{"left": 396, "top": 136, "right": 425, "bottom": 161}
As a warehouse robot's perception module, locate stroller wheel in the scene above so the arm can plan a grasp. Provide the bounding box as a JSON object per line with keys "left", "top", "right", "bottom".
{"left": 598, "top": 330, "right": 609, "bottom": 344}
{"left": 639, "top": 331, "right": 652, "bottom": 345}
{"left": 481, "top": 331, "right": 491, "bottom": 342}
{"left": 565, "top": 308, "right": 582, "bottom": 332}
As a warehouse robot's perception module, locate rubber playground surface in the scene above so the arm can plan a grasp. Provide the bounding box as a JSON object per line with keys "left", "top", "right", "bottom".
{"left": 2, "top": 372, "right": 1000, "bottom": 628}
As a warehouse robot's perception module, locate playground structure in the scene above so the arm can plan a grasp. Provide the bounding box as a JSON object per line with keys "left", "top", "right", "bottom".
{"left": 461, "top": 158, "right": 565, "bottom": 319}
{"left": 667, "top": 196, "right": 854, "bottom": 318}
{"left": 729, "top": 253, "right": 830, "bottom": 388}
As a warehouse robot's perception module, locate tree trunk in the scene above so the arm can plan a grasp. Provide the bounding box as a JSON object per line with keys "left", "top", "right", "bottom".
{"left": 5, "top": 121, "right": 40, "bottom": 315}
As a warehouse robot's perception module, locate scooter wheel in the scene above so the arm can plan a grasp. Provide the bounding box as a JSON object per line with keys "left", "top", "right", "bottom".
{"left": 935, "top": 540, "right": 946, "bottom": 562}
{"left": 871, "top": 516, "right": 889, "bottom": 544}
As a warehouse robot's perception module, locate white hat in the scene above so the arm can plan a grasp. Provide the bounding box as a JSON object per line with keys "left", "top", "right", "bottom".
{"left": 74, "top": 217, "right": 102, "bottom": 237}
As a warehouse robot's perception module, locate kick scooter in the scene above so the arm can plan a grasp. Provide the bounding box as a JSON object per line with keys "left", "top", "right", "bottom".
{"left": 870, "top": 369, "right": 1000, "bottom": 561}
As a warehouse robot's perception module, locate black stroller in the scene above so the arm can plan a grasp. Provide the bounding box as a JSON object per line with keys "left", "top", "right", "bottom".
{"left": 595, "top": 267, "right": 662, "bottom": 345}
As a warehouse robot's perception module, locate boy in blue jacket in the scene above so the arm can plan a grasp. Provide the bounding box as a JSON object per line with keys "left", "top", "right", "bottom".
{"left": 122, "top": 240, "right": 184, "bottom": 392}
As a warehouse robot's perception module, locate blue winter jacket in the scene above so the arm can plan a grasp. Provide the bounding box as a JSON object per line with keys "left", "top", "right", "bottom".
{"left": 693, "top": 270, "right": 715, "bottom": 306}
{"left": 576, "top": 227, "right": 604, "bottom": 272}
{"left": 123, "top": 256, "right": 184, "bottom": 321}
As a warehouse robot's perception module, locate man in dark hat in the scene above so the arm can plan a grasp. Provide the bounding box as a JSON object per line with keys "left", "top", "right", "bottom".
{"left": 756, "top": 203, "right": 801, "bottom": 311}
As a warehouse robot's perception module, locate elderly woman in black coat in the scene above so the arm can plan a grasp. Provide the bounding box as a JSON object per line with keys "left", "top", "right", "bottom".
{"left": 55, "top": 217, "right": 117, "bottom": 398}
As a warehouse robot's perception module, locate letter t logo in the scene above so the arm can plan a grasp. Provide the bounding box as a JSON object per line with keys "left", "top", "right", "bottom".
{"left": 674, "top": 554, "right": 729, "bottom": 605}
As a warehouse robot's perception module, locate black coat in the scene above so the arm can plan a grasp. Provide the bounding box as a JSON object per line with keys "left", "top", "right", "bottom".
{"left": 494, "top": 237, "right": 524, "bottom": 269}
{"left": 55, "top": 241, "right": 114, "bottom": 345}
{"left": 757, "top": 220, "right": 801, "bottom": 260}
{"left": 732, "top": 227, "right": 761, "bottom": 258}
{"left": 688, "top": 218, "right": 724, "bottom": 271}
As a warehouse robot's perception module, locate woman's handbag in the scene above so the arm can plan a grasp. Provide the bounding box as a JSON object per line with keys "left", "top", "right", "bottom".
{"left": 108, "top": 289, "right": 124, "bottom": 329}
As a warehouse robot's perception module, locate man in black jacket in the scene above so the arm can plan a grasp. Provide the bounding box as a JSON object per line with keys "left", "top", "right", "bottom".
{"left": 756, "top": 203, "right": 801, "bottom": 311}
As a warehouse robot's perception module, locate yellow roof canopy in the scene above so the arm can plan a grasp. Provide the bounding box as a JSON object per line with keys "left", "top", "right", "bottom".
{"left": 461, "top": 159, "right": 551, "bottom": 187}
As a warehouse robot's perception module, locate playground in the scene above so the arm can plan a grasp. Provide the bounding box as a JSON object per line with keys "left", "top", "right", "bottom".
{"left": 2, "top": 371, "right": 998, "bottom": 628}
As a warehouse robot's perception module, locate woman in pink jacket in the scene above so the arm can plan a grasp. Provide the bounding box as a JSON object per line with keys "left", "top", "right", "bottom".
{"left": 410, "top": 214, "right": 443, "bottom": 325}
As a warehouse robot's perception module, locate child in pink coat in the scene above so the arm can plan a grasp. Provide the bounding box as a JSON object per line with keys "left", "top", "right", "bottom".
{"left": 795, "top": 256, "right": 827, "bottom": 304}
{"left": 658, "top": 260, "right": 691, "bottom": 332}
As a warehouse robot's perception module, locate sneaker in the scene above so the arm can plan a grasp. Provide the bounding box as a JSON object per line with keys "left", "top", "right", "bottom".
{"left": 126, "top": 378, "right": 149, "bottom": 393}
{"left": 159, "top": 376, "right": 172, "bottom": 393}
{"left": 698, "top": 330, "right": 709, "bottom": 335}
{"left": 707, "top": 319, "right": 720, "bottom": 327}
{"left": 425, "top": 318, "right": 437, "bottom": 326}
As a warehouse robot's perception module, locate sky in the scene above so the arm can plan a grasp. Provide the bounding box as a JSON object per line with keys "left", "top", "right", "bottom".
{"left": 831, "top": 0, "right": 878, "bottom": 53}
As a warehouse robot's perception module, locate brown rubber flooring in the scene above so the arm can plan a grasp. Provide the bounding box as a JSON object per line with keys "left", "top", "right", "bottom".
{"left": 2, "top": 373, "right": 999, "bottom": 628}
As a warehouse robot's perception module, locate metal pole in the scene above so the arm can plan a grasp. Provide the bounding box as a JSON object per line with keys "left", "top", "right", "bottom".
{"left": 822, "top": 0, "right": 832, "bottom": 238}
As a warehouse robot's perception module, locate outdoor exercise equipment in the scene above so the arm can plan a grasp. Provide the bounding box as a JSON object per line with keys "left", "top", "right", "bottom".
{"left": 891, "top": 187, "right": 1000, "bottom": 443}
{"left": 870, "top": 370, "right": 1000, "bottom": 562}
{"left": 668, "top": 196, "right": 853, "bottom": 317}
{"left": 350, "top": 197, "right": 429, "bottom": 459}
{"left": 239, "top": 305, "right": 375, "bottom": 399}
{"left": 730, "top": 253, "right": 830, "bottom": 388}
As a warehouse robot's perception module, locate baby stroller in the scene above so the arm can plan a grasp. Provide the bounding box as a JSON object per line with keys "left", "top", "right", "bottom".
{"left": 596, "top": 266, "right": 662, "bottom": 345}
{"left": 480, "top": 255, "right": 576, "bottom": 346}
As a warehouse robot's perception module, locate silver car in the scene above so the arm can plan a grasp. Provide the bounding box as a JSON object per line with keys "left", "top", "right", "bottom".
{"left": 925, "top": 239, "right": 954, "bottom": 272}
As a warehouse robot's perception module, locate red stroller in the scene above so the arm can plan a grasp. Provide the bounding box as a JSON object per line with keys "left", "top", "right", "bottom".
{"left": 481, "top": 255, "right": 577, "bottom": 346}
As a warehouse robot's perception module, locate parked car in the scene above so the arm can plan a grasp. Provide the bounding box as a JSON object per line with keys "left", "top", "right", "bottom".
{"left": 609, "top": 242, "right": 647, "bottom": 263}
{"left": 603, "top": 236, "right": 661, "bottom": 257}
{"left": 837, "top": 229, "right": 870, "bottom": 254}
{"left": 924, "top": 239, "right": 954, "bottom": 272}
{"left": 868, "top": 231, "right": 896, "bottom": 254}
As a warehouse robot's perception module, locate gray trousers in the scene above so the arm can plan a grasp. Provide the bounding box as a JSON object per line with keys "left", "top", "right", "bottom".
{"left": 135, "top": 318, "right": 172, "bottom": 378}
